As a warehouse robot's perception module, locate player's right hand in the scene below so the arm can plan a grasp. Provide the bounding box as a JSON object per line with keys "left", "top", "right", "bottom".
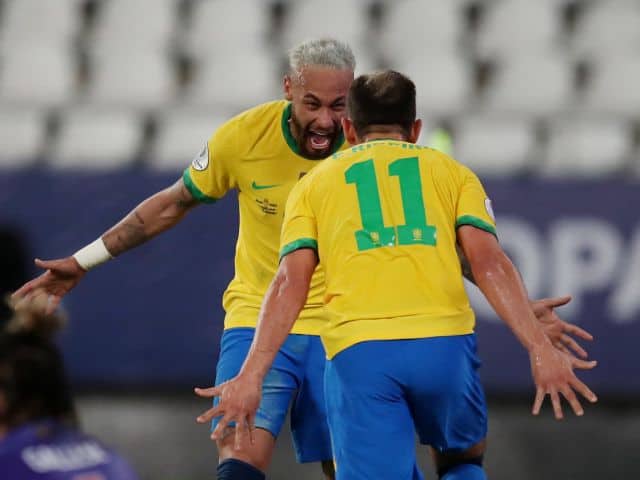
{"left": 529, "top": 342, "right": 598, "bottom": 420}
{"left": 11, "top": 257, "right": 86, "bottom": 315}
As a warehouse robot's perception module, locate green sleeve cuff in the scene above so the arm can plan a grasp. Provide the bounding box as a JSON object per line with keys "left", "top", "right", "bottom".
{"left": 456, "top": 215, "right": 498, "bottom": 238}
{"left": 279, "top": 238, "right": 318, "bottom": 260}
{"left": 182, "top": 169, "right": 218, "bottom": 204}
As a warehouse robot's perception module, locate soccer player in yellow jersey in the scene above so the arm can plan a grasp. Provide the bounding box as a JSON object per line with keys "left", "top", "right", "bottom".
{"left": 14, "top": 40, "right": 592, "bottom": 479}
{"left": 197, "top": 71, "right": 598, "bottom": 480}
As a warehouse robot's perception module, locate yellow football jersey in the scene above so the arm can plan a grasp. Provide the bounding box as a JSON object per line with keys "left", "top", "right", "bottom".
{"left": 280, "top": 140, "right": 497, "bottom": 358}
{"left": 183, "top": 100, "right": 347, "bottom": 334}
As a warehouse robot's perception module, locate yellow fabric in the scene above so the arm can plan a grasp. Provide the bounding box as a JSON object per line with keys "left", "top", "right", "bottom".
{"left": 183, "top": 100, "right": 347, "bottom": 334}
{"left": 280, "top": 140, "right": 497, "bottom": 358}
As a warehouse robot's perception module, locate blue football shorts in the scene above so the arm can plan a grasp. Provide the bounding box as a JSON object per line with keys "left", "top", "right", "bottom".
{"left": 324, "top": 334, "right": 488, "bottom": 480}
{"left": 212, "top": 327, "right": 332, "bottom": 463}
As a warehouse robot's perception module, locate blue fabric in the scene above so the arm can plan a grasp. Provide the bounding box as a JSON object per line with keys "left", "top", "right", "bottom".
{"left": 217, "top": 458, "right": 265, "bottom": 479}
{"left": 0, "top": 419, "right": 139, "bottom": 479}
{"left": 324, "top": 335, "right": 487, "bottom": 480}
{"left": 213, "top": 328, "right": 332, "bottom": 463}
{"left": 441, "top": 463, "right": 487, "bottom": 480}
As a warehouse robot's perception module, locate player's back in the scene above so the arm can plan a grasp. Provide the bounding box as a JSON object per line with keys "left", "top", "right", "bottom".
{"left": 297, "top": 140, "right": 496, "bottom": 358}
{"left": 0, "top": 419, "right": 139, "bottom": 480}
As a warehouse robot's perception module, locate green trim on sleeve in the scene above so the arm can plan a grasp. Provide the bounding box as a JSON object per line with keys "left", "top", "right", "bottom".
{"left": 182, "top": 169, "right": 218, "bottom": 204}
{"left": 279, "top": 238, "right": 318, "bottom": 259}
{"left": 456, "top": 215, "right": 498, "bottom": 237}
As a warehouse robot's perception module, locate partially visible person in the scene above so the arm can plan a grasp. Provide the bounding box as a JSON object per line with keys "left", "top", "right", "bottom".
{"left": 0, "top": 293, "right": 139, "bottom": 480}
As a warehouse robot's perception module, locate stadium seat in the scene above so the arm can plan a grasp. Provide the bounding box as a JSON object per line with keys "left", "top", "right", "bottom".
{"left": 185, "top": 49, "right": 280, "bottom": 110}
{"left": 482, "top": 55, "right": 573, "bottom": 117}
{"left": 149, "top": 109, "right": 231, "bottom": 171}
{"left": 0, "top": 0, "right": 79, "bottom": 50}
{"left": 572, "top": 1, "right": 640, "bottom": 59}
{"left": 475, "top": 0, "right": 562, "bottom": 59}
{"left": 89, "top": 0, "right": 177, "bottom": 54}
{"left": 582, "top": 56, "right": 640, "bottom": 117}
{"left": 380, "top": 0, "right": 463, "bottom": 62}
{"left": 85, "top": 53, "right": 175, "bottom": 110}
{"left": 0, "top": 107, "right": 46, "bottom": 168}
{"left": 392, "top": 54, "right": 471, "bottom": 117}
{"left": 543, "top": 117, "right": 632, "bottom": 177}
{"left": 0, "top": 46, "right": 76, "bottom": 108}
{"left": 452, "top": 115, "right": 536, "bottom": 176}
{"left": 49, "top": 108, "right": 143, "bottom": 169}
{"left": 282, "top": 0, "right": 371, "bottom": 56}
{"left": 183, "top": 0, "right": 269, "bottom": 58}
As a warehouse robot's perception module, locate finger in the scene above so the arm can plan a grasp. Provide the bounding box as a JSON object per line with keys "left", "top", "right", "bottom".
{"left": 570, "top": 357, "right": 597, "bottom": 370}
{"left": 196, "top": 405, "right": 223, "bottom": 424}
{"left": 34, "top": 258, "right": 57, "bottom": 270}
{"left": 539, "top": 295, "right": 572, "bottom": 308}
{"left": 561, "top": 334, "right": 588, "bottom": 359}
{"left": 212, "top": 414, "right": 233, "bottom": 440}
{"left": 194, "top": 386, "right": 222, "bottom": 398}
{"left": 559, "top": 385, "right": 584, "bottom": 417}
{"left": 552, "top": 341, "right": 571, "bottom": 356}
{"left": 45, "top": 295, "right": 61, "bottom": 315}
{"left": 570, "top": 377, "right": 598, "bottom": 404}
{"left": 11, "top": 279, "right": 39, "bottom": 299}
{"left": 562, "top": 323, "right": 594, "bottom": 341}
{"left": 532, "top": 387, "right": 545, "bottom": 415}
{"left": 234, "top": 415, "right": 249, "bottom": 451}
{"left": 550, "top": 388, "right": 563, "bottom": 420}
{"left": 248, "top": 413, "right": 256, "bottom": 445}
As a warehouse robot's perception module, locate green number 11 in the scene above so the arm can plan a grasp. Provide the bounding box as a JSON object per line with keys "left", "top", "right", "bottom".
{"left": 345, "top": 156, "right": 437, "bottom": 251}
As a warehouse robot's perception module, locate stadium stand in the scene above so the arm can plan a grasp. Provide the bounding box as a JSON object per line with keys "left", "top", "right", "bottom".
{"left": 0, "top": 0, "right": 637, "bottom": 176}
{"left": 49, "top": 107, "right": 143, "bottom": 169}
{"left": 0, "top": 108, "right": 46, "bottom": 167}
{"left": 150, "top": 108, "right": 228, "bottom": 170}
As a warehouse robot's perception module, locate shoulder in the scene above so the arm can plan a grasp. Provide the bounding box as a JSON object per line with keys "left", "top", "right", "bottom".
{"left": 207, "top": 100, "right": 286, "bottom": 155}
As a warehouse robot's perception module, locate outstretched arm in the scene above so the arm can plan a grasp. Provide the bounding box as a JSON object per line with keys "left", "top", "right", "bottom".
{"left": 458, "top": 246, "right": 593, "bottom": 358}
{"left": 194, "top": 248, "right": 317, "bottom": 447}
{"left": 457, "top": 226, "right": 598, "bottom": 419}
{"left": 12, "top": 178, "right": 199, "bottom": 313}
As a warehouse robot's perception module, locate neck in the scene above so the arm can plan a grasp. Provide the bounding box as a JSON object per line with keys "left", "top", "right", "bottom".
{"left": 362, "top": 132, "right": 408, "bottom": 142}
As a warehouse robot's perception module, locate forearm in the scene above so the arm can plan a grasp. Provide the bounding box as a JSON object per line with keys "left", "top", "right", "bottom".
{"left": 472, "top": 251, "right": 549, "bottom": 351}
{"left": 101, "top": 179, "right": 197, "bottom": 256}
{"left": 239, "top": 273, "right": 308, "bottom": 381}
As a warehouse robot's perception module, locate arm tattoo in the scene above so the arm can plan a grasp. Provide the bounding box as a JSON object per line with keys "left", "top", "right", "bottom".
{"left": 103, "top": 209, "right": 148, "bottom": 256}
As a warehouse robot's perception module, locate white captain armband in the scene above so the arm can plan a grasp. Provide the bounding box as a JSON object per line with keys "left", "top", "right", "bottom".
{"left": 72, "top": 238, "right": 113, "bottom": 271}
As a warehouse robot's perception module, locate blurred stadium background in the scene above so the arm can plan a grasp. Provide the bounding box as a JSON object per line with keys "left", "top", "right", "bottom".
{"left": 0, "top": 0, "right": 639, "bottom": 478}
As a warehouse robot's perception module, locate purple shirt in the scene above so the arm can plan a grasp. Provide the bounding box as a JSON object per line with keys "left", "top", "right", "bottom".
{"left": 0, "top": 419, "right": 139, "bottom": 480}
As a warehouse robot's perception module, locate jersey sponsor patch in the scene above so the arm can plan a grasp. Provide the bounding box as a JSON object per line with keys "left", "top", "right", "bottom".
{"left": 485, "top": 198, "right": 495, "bottom": 221}
{"left": 191, "top": 143, "right": 209, "bottom": 171}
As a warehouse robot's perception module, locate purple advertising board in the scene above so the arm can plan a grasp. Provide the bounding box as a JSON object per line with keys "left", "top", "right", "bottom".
{"left": 0, "top": 171, "right": 637, "bottom": 395}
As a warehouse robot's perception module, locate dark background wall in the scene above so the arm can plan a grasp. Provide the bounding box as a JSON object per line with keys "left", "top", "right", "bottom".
{"left": 2, "top": 170, "right": 638, "bottom": 478}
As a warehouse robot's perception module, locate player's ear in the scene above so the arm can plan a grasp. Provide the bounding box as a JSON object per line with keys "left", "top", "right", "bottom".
{"left": 342, "top": 117, "right": 358, "bottom": 145}
{"left": 408, "top": 119, "right": 422, "bottom": 144}
{"left": 284, "top": 75, "right": 293, "bottom": 101}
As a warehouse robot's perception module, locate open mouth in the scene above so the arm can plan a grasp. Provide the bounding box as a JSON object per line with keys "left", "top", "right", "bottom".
{"left": 308, "top": 130, "right": 333, "bottom": 151}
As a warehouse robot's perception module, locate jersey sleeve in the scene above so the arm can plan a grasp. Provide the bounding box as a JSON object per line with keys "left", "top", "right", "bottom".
{"left": 279, "top": 175, "right": 318, "bottom": 259}
{"left": 455, "top": 165, "right": 498, "bottom": 237}
{"left": 182, "top": 119, "right": 238, "bottom": 203}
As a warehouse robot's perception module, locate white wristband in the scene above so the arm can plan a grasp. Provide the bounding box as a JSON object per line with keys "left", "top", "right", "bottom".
{"left": 73, "top": 238, "right": 113, "bottom": 271}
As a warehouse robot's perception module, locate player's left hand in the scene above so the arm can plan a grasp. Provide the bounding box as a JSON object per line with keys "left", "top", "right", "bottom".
{"left": 194, "top": 374, "right": 262, "bottom": 450}
{"left": 531, "top": 295, "right": 594, "bottom": 360}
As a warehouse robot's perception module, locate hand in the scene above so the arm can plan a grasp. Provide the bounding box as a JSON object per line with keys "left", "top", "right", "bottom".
{"left": 531, "top": 296, "right": 594, "bottom": 360}
{"left": 11, "top": 257, "right": 86, "bottom": 315}
{"left": 194, "top": 374, "right": 262, "bottom": 450}
{"left": 529, "top": 342, "right": 598, "bottom": 420}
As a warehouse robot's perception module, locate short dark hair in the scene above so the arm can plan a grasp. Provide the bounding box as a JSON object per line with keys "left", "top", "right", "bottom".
{"left": 347, "top": 70, "right": 416, "bottom": 137}
{"left": 0, "top": 303, "right": 75, "bottom": 429}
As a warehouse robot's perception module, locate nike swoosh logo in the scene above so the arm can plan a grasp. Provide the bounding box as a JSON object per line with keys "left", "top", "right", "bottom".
{"left": 252, "top": 181, "right": 281, "bottom": 190}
